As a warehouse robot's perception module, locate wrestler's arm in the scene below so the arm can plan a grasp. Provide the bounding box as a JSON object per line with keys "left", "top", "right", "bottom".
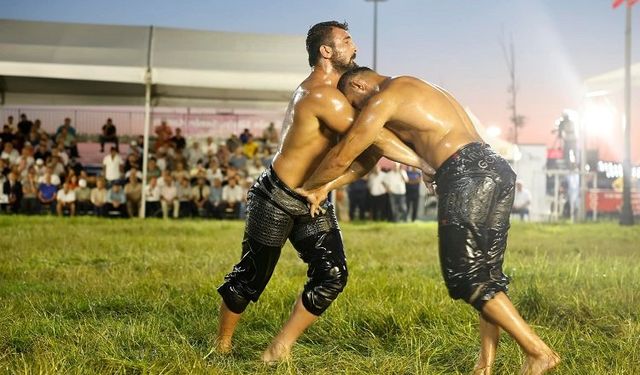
{"left": 307, "top": 87, "right": 424, "bottom": 171}
{"left": 304, "top": 93, "right": 397, "bottom": 191}
{"left": 307, "top": 147, "right": 382, "bottom": 201}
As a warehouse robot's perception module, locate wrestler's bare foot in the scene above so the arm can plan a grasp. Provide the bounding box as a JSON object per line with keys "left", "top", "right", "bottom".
{"left": 472, "top": 365, "right": 492, "bottom": 375}
{"left": 261, "top": 341, "right": 291, "bottom": 364}
{"left": 520, "top": 350, "right": 560, "bottom": 375}
{"left": 215, "top": 335, "right": 233, "bottom": 354}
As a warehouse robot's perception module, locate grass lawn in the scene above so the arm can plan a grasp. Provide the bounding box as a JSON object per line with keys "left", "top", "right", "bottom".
{"left": 1, "top": 216, "right": 639, "bottom": 374}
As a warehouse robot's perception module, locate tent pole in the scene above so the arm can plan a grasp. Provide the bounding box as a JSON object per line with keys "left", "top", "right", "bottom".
{"left": 140, "top": 25, "right": 155, "bottom": 218}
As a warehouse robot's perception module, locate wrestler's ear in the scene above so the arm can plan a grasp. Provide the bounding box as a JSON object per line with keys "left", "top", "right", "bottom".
{"left": 350, "top": 79, "right": 366, "bottom": 92}
{"left": 319, "top": 44, "right": 333, "bottom": 59}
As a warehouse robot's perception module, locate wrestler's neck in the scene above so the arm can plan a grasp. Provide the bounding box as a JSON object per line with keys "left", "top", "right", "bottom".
{"left": 372, "top": 75, "right": 392, "bottom": 92}
{"left": 308, "top": 60, "right": 344, "bottom": 87}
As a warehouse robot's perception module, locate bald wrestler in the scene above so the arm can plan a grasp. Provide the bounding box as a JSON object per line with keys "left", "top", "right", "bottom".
{"left": 299, "top": 67, "right": 560, "bottom": 375}
{"left": 215, "top": 23, "right": 432, "bottom": 363}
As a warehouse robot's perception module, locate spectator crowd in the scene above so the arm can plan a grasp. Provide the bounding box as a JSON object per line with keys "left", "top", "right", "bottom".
{"left": 1, "top": 114, "right": 442, "bottom": 222}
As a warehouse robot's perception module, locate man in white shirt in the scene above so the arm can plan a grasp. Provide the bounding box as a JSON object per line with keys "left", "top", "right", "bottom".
{"left": 56, "top": 182, "right": 76, "bottom": 216}
{"left": 102, "top": 147, "right": 123, "bottom": 186}
{"left": 160, "top": 174, "right": 178, "bottom": 219}
{"left": 145, "top": 176, "right": 161, "bottom": 217}
{"left": 383, "top": 163, "right": 409, "bottom": 222}
{"left": 38, "top": 167, "right": 61, "bottom": 186}
{"left": 512, "top": 180, "right": 532, "bottom": 221}
{"left": 367, "top": 166, "right": 388, "bottom": 221}
{"left": 221, "top": 176, "right": 245, "bottom": 218}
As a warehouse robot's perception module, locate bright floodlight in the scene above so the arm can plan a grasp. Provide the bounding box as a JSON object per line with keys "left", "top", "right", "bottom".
{"left": 486, "top": 126, "right": 502, "bottom": 138}
{"left": 582, "top": 99, "right": 616, "bottom": 137}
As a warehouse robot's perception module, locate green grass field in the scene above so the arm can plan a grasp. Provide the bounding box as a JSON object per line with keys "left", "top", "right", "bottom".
{"left": 1, "top": 217, "right": 639, "bottom": 374}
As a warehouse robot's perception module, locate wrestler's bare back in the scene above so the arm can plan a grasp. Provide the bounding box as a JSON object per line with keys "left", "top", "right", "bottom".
{"left": 367, "top": 77, "right": 484, "bottom": 170}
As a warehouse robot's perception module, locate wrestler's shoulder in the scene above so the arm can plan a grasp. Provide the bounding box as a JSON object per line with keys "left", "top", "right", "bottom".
{"left": 389, "top": 75, "right": 426, "bottom": 88}
{"left": 295, "top": 85, "right": 346, "bottom": 109}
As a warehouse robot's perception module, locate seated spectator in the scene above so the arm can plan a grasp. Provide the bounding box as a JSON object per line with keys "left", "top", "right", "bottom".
{"left": 146, "top": 158, "right": 162, "bottom": 181}
{"left": 216, "top": 144, "right": 231, "bottom": 166}
{"left": 1, "top": 125, "right": 16, "bottom": 146}
{"left": 33, "top": 118, "right": 47, "bottom": 139}
{"left": 0, "top": 158, "right": 9, "bottom": 177}
{"left": 144, "top": 176, "right": 161, "bottom": 217}
{"left": 66, "top": 172, "right": 78, "bottom": 189}
{"left": 56, "top": 126, "right": 79, "bottom": 158}
{"left": 55, "top": 117, "right": 77, "bottom": 139}
{"left": 2, "top": 171, "right": 22, "bottom": 214}
{"left": 102, "top": 147, "right": 123, "bottom": 186}
{"left": 49, "top": 155, "right": 66, "bottom": 179}
{"left": 155, "top": 147, "right": 170, "bottom": 172}
{"left": 512, "top": 180, "right": 532, "bottom": 220}
{"left": 29, "top": 119, "right": 45, "bottom": 145}
{"left": 154, "top": 120, "right": 173, "bottom": 151}
{"left": 3, "top": 116, "right": 15, "bottom": 133}
{"left": 90, "top": 178, "right": 108, "bottom": 216}
{"left": 170, "top": 128, "right": 186, "bottom": 152}
{"left": 55, "top": 118, "right": 79, "bottom": 158}
{"left": 191, "top": 176, "right": 210, "bottom": 218}
{"left": 189, "top": 161, "right": 207, "bottom": 183}
{"left": 21, "top": 169, "right": 40, "bottom": 215}
{"left": 33, "top": 143, "right": 51, "bottom": 162}
{"left": 221, "top": 176, "right": 244, "bottom": 218}
{"left": 262, "top": 122, "right": 279, "bottom": 147}
{"left": 100, "top": 118, "right": 119, "bottom": 152}
{"left": 242, "top": 134, "right": 259, "bottom": 159}
{"left": 203, "top": 136, "right": 218, "bottom": 156}
{"left": 261, "top": 146, "right": 275, "bottom": 167}
{"left": 105, "top": 183, "right": 127, "bottom": 217}
{"left": 239, "top": 128, "right": 252, "bottom": 144}
{"left": 129, "top": 139, "right": 143, "bottom": 156}
{"left": 172, "top": 161, "right": 189, "bottom": 182}
{"left": 124, "top": 174, "right": 142, "bottom": 218}
{"left": 37, "top": 173, "right": 58, "bottom": 214}
{"left": 226, "top": 134, "right": 241, "bottom": 153}
{"left": 124, "top": 167, "right": 141, "bottom": 182}
{"left": 38, "top": 166, "right": 60, "bottom": 187}
{"left": 208, "top": 177, "right": 224, "bottom": 219}
{"left": 206, "top": 159, "right": 224, "bottom": 184}
{"left": 75, "top": 178, "right": 93, "bottom": 215}
{"left": 160, "top": 174, "right": 178, "bottom": 219}
{"left": 68, "top": 157, "right": 84, "bottom": 178}
{"left": 176, "top": 177, "right": 193, "bottom": 218}
{"left": 124, "top": 153, "right": 141, "bottom": 175}
{"left": 56, "top": 182, "right": 76, "bottom": 217}
{"left": 17, "top": 114, "right": 33, "bottom": 140}
{"left": 1, "top": 142, "right": 20, "bottom": 165}
{"left": 229, "top": 147, "right": 247, "bottom": 170}
{"left": 187, "top": 141, "right": 204, "bottom": 168}
{"left": 246, "top": 157, "right": 265, "bottom": 180}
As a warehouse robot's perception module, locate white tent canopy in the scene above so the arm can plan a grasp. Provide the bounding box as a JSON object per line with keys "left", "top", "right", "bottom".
{"left": 0, "top": 18, "right": 311, "bottom": 217}
{"left": 0, "top": 19, "right": 309, "bottom": 107}
{"left": 584, "top": 62, "right": 640, "bottom": 92}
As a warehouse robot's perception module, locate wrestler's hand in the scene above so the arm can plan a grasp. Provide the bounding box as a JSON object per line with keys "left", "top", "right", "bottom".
{"left": 296, "top": 186, "right": 328, "bottom": 217}
{"left": 422, "top": 173, "right": 437, "bottom": 196}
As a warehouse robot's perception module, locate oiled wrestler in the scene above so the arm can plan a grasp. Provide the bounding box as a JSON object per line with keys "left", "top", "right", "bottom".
{"left": 215, "top": 22, "right": 432, "bottom": 362}
{"left": 300, "top": 67, "right": 560, "bottom": 375}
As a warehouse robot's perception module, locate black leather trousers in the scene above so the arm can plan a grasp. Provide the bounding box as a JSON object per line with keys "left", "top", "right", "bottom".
{"left": 435, "top": 143, "right": 516, "bottom": 311}
{"left": 218, "top": 166, "right": 348, "bottom": 316}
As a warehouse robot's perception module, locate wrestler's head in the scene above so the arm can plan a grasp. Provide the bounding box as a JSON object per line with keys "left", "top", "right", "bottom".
{"left": 306, "top": 21, "right": 357, "bottom": 72}
{"left": 337, "top": 66, "right": 379, "bottom": 109}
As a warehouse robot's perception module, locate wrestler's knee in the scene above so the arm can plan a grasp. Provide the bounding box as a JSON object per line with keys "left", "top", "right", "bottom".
{"left": 218, "top": 283, "right": 251, "bottom": 314}
{"left": 443, "top": 276, "right": 508, "bottom": 312}
{"left": 302, "top": 258, "right": 348, "bottom": 316}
